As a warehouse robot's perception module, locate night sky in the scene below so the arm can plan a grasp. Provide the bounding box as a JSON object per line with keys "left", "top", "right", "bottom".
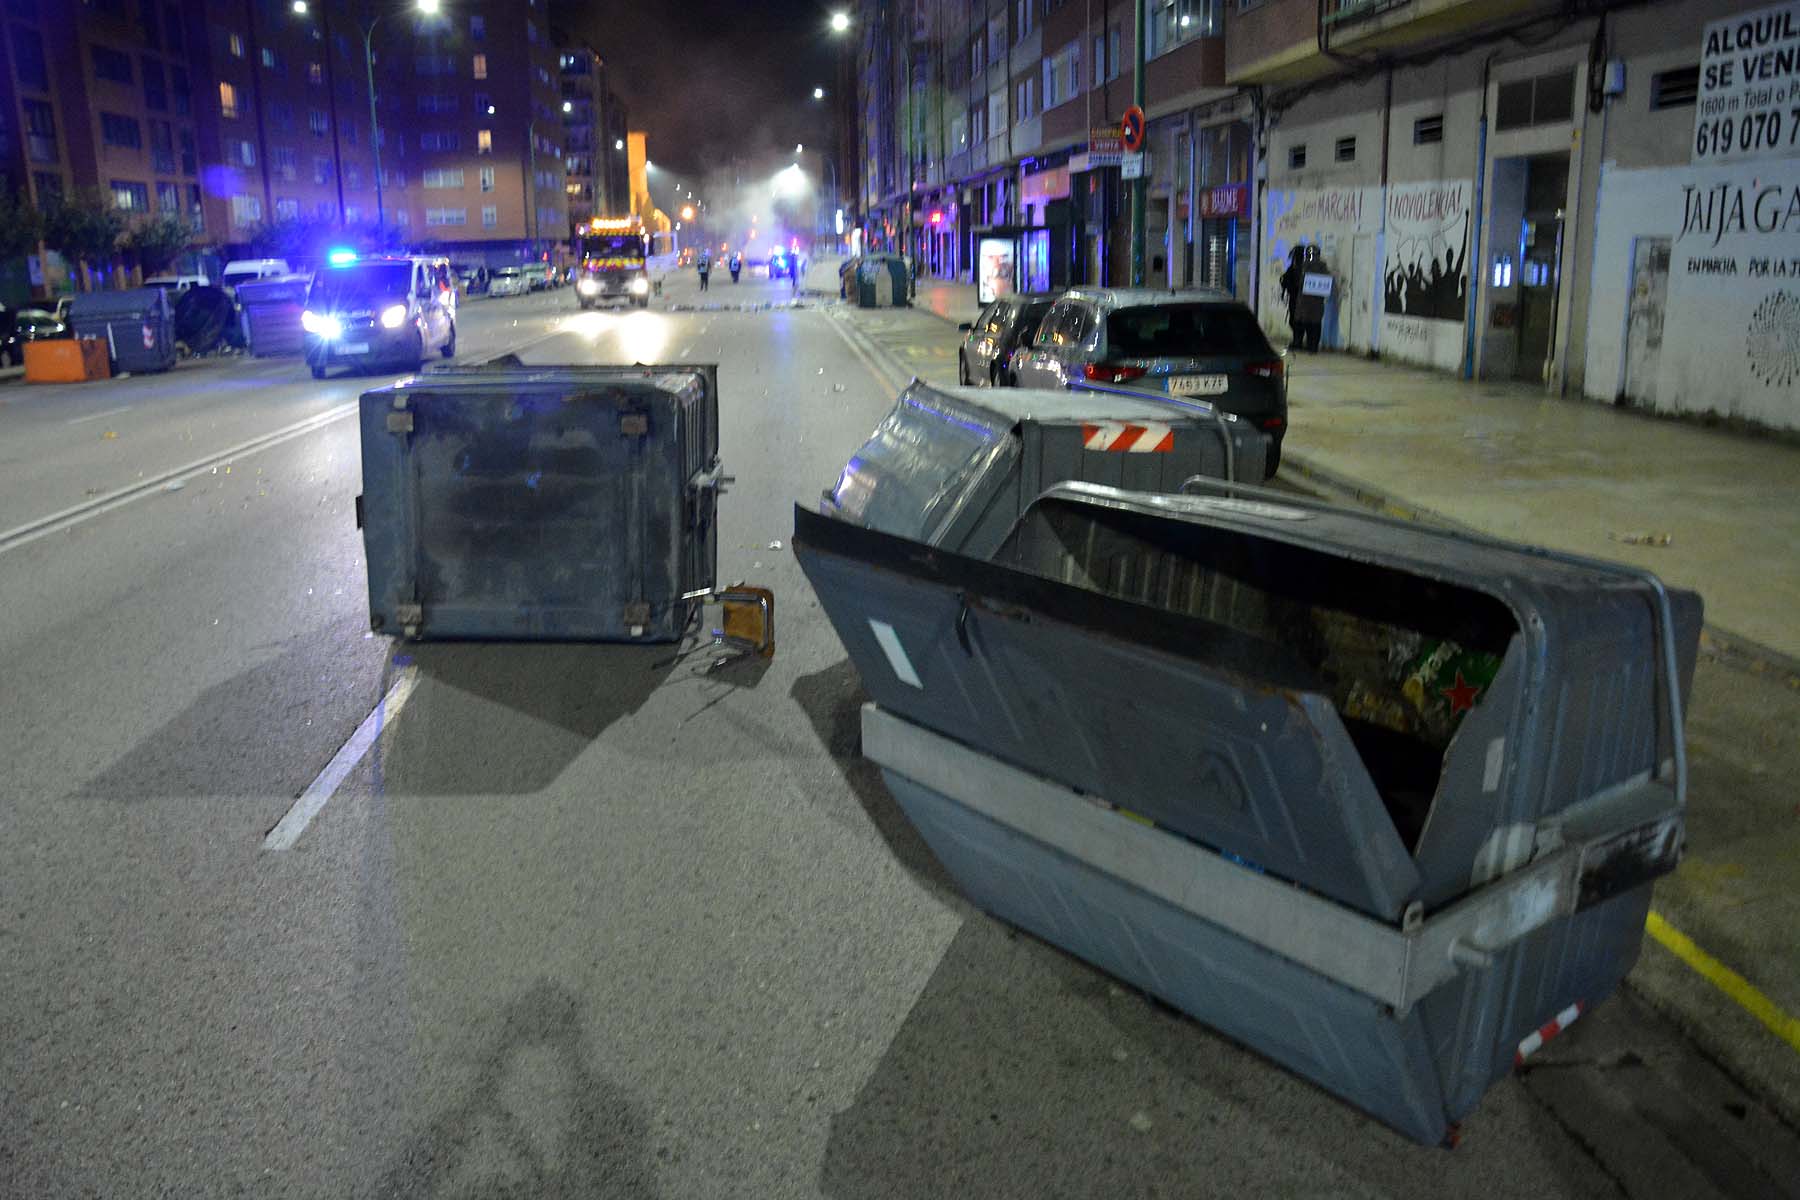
{"left": 550, "top": 0, "right": 846, "bottom": 187}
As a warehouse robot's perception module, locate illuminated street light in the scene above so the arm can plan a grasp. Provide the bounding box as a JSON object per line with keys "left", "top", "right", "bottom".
{"left": 416, "top": 0, "right": 439, "bottom": 12}
{"left": 562, "top": 101, "right": 572, "bottom": 113}
{"left": 680, "top": 205, "right": 696, "bottom": 221}
{"left": 829, "top": 12, "right": 850, "bottom": 33}
{"left": 795, "top": 143, "right": 804, "bottom": 154}
{"left": 291, "top": 0, "right": 308, "bottom": 12}
{"left": 812, "top": 87, "right": 825, "bottom": 100}
{"left": 615, "top": 139, "right": 625, "bottom": 150}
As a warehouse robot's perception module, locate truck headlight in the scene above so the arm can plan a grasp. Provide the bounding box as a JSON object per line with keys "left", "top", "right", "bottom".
{"left": 629, "top": 277, "right": 649, "bottom": 295}
{"left": 577, "top": 278, "right": 600, "bottom": 296}
{"left": 300, "top": 310, "right": 341, "bottom": 339}
{"left": 379, "top": 303, "right": 408, "bottom": 329}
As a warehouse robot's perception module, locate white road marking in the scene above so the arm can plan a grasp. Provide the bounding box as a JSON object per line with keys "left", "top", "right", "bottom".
{"left": 263, "top": 666, "right": 419, "bottom": 851}
{"left": 66, "top": 405, "right": 135, "bottom": 426}
{"left": 820, "top": 311, "right": 911, "bottom": 395}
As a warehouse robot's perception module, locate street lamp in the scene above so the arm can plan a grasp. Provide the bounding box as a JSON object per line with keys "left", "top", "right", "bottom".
{"left": 812, "top": 87, "right": 825, "bottom": 100}
{"left": 615, "top": 139, "right": 625, "bottom": 150}
{"left": 293, "top": 0, "right": 444, "bottom": 231}
{"left": 795, "top": 143, "right": 804, "bottom": 154}
{"left": 829, "top": 11, "right": 850, "bottom": 33}
{"left": 562, "top": 101, "right": 572, "bottom": 113}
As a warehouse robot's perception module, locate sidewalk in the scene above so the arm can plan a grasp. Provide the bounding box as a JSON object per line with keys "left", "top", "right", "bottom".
{"left": 903, "top": 277, "right": 1799, "bottom": 665}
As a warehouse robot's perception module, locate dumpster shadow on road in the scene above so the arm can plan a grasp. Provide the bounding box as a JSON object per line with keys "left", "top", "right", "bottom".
{"left": 788, "top": 658, "right": 960, "bottom": 901}
{"left": 371, "top": 978, "right": 661, "bottom": 1200}
{"left": 375, "top": 642, "right": 674, "bottom": 796}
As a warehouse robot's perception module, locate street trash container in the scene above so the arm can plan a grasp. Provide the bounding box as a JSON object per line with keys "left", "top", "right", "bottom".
{"left": 68, "top": 287, "right": 176, "bottom": 373}
{"left": 856, "top": 255, "right": 909, "bottom": 307}
{"left": 357, "top": 364, "right": 723, "bottom": 641}
{"left": 24, "top": 337, "right": 110, "bottom": 384}
{"left": 793, "top": 479, "right": 1701, "bottom": 1145}
{"left": 235, "top": 276, "right": 310, "bottom": 358}
{"left": 824, "top": 379, "right": 1270, "bottom": 558}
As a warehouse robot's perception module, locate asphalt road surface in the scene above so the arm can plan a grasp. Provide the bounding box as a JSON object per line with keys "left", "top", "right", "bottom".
{"left": 2, "top": 273, "right": 1797, "bottom": 1199}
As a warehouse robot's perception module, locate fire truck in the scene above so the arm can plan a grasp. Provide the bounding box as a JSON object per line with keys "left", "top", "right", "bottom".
{"left": 572, "top": 217, "right": 652, "bottom": 309}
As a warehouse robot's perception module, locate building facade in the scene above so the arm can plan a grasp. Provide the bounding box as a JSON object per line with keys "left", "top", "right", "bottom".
{"left": 559, "top": 44, "right": 629, "bottom": 229}
{"left": 852, "top": 0, "right": 1800, "bottom": 431}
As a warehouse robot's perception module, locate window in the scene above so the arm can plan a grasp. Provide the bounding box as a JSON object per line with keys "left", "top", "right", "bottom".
{"left": 343, "top": 121, "right": 356, "bottom": 146}
{"left": 345, "top": 205, "right": 361, "bottom": 223}
{"left": 33, "top": 172, "right": 63, "bottom": 201}
{"left": 1495, "top": 68, "right": 1576, "bottom": 131}
{"left": 1045, "top": 41, "right": 1078, "bottom": 108}
{"left": 472, "top": 53, "right": 487, "bottom": 79}
{"left": 988, "top": 89, "right": 1007, "bottom": 138}
{"left": 309, "top": 109, "right": 328, "bottom": 136}
{"left": 260, "top": 46, "right": 282, "bottom": 74}
{"left": 13, "top": 28, "right": 48, "bottom": 91}
{"left": 479, "top": 165, "right": 495, "bottom": 192}
{"left": 317, "top": 200, "right": 335, "bottom": 219}
{"left": 219, "top": 81, "right": 241, "bottom": 119}
{"left": 100, "top": 112, "right": 142, "bottom": 148}
{"left": 470, "top": 14, "right": 484, "bottom": 38}
{"left": 477, "top": 129, "right": 493, "bottom": 154}
{"left": 1288, "top": 143, "right": 1306, "bottom": 168}
{"left": 1335, "top": 135, "right": 1356, "bottom": 162}
{"left": 1651, "top": 66, "right": 1699, "bottom": 110}
{"left": 188, "top": 183, "right": 203, "bottom": 224}
{"left": 419, "top": 132, "right": 460, "bottom": 151}
{"left": 422, "top": 168, "right": 464, "bottom": 188}
{"left": 275, "top": 197, "right": 299, "bottom": 219}
{"left": 179, "top": 127, "right": 195, "bottom": 174}
{"left": 988, "top": 15, "right": 1005, "bottom": 63}
{"left": 314, "top": 157, "right": 332, "bottom": 185}
{"left": 950, "top": 113, "right": 968, "bottom": 149}
{"left": 139, "top": 0, "right": 160, "bottom": 49}
{"left": 170, "top": 65, "right": 189, "bottom": 115}
{"left": 111, "top": 180, "right": 149, "bottom": 211}
{"left": 156, "top": 180, "right": 179, "bottom": 212}
{"left": 970, "top": 102, "right": 986, "bottom": 145}
{"left": 971, "top": 33, "right": 984, "bottom": 76}
{"left": 425, "top": 207, "right": 467, "bottom": 226}
{"left": 143, "top": 58, "right": 167, "bottom": 110}
{"left": 267, "top": 102, "right": 294, "bottom": 133}
{"left": 391, "top": 208, "right": 409, "bottom": 226}
{"left": 1016, "top": 76, "right": 1034, "bottom": 120}
{"left": 92, "top": 45, "right": 133, "bottom": 84}
{"left": 150, "top": 120, "right": 174, "bottom": 172}
{"left": 227, "top": 32, "right": 244, "bottom": 58}
{"left": 482, "top": 204, "right": 498, "bottom": 228}
{"left": 1148, "top": 0, "right": 1219, "bottom": 56}
{"left": 272, "top": 146, "right": 297, "bottom": 181}
{"left": 308, "top": 61, "right": 323, "bottom": 85}
{"left": 230, "top": 193, "right": 262, "bottom": 226}
{"left": 1016, "top": 0, "right": 1032, "bottom": 38}
{"left": 415, "top": 54, "right": 455, "bottom": 75}
{"left": 229, "top": 139, "right": 255, "bottom": 166}
{"left": 418, "top": 94, "right": 456, "bottom": 113}
{"left": 1413, "top": 114, "right": 1443, "bottom": 144}
{"left": 473, "top": 92, "right": 491, "bottom": 115}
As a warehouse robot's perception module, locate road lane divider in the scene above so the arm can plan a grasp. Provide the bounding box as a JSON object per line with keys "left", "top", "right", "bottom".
{"left": 263, "top": 665, "right": 419, "bottom": 851}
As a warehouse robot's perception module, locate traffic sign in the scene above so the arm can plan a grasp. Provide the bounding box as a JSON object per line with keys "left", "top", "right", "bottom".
{"left": 1120, "top": 105, "right": 1146, "bottom": 153}
{"left": 1121, "top": 152, "right": 1146, "bottom": 180}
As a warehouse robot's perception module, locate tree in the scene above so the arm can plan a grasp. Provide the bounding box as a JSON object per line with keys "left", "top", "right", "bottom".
{"left": 0, "top": 190, "right": 44, "bottom": 264}
{"left": 41, "top": 189, "right": 128, "bottom": 290}
{"left": 121, "top": 212, "right": 196, "bottom": 275}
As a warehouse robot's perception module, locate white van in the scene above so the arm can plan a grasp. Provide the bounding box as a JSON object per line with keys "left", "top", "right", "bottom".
{"left": 219, "top": 258, "right": 291, "bottom": 290}
{"left": 143, "top": 273, "right": 211, "bottom": 293}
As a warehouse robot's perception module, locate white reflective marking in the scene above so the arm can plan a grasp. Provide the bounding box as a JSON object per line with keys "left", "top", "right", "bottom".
{"left": 1483, "top": 737, "right": 1506, "bottom": 792}
{"left": 263, "top": 667, "right": 419, "bottom": 851}
{"left": 869, "top": 620, "right": 923, "bottom": 689}
{"left": 66, "top": 405, "right": 135, "bottom": 425}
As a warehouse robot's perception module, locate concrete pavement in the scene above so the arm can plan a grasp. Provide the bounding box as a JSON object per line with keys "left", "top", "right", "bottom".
{"left": 4, "top": 266, "right": 1799, "bottom": 1197}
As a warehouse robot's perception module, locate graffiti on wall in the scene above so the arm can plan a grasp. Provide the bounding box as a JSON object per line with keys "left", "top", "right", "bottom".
{"left": 1382, "top": 182, "right": 1471, "bottom": 323}
{"left": 1260, "top": 185, "right": 1381, "bottom": 346}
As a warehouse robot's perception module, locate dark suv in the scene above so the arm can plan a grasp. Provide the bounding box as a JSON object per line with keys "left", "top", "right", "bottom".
{"left": 1011, "top": 288, "right": 1288, "bottom": 474}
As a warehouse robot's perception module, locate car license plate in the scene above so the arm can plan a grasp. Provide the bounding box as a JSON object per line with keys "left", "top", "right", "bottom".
{"left": 1169, "top": 374, "right": 1228, "bottom": 396}
{"left": 340, "top": 342, "right": 369, "bottom": 355}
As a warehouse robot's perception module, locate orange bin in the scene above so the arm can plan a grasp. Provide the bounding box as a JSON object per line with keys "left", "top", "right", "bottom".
{"left": 25, "top": 338, "right": 111, "bottom": 384}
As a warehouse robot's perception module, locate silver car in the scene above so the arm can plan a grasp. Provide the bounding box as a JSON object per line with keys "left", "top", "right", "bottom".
{"left": 1010, "top": 287, "right": 1289, "bottom": 475}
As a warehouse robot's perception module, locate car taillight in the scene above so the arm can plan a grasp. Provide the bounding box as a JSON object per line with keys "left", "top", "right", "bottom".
{"left": 1246, "top": 359, "right": 1286, "bottom": 380}
{"left": 1083, "top": 363, "right": 1147, "bottom": 383}
{"left": 1260, "top": 416, "right": 1285, "bottom": 430}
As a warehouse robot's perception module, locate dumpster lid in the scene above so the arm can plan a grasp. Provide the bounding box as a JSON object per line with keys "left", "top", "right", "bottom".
{"left": 69, "top": 287, "right": 171, "bottom": 319}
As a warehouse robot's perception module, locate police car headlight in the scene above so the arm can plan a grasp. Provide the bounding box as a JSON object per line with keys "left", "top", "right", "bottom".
{"left": 629, "top": 277, "right": 649, "bottom": 295}
{"left": 301, "top": 310, "right": 341, "bottom": 339}
{"left": 379, "top": 304, "right": 408, "bottom": 329}
{"left": 577, "top": 278, "right": 601, "bottom": 296}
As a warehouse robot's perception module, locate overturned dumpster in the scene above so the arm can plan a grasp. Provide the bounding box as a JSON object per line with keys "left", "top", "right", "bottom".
{"left": 793, "top": 480, "right": 1701, "bottom": 1145}
{"left": 824, "top": 379, "right": 1268, "bottom": 558}
{"left": 357, "top": 365, "right": 724, "bottom": 641}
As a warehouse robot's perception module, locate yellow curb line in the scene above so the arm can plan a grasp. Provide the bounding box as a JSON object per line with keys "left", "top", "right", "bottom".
{"left": 1646, "top": 910, "right": 1800, "bottom": 1055}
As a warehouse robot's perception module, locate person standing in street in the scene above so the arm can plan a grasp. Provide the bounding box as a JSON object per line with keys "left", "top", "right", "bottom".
{"left": 697, "top": 253, "right": 711, "bottom": 292}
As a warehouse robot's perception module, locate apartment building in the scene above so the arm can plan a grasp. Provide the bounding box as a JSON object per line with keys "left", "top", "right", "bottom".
{"left": 852, "top": 0, "right": 1796, "bottom": 431}
{"left": 559, "top": 44, "right": 630, "bottom": 227}
{"left": 0, "top": 0, "right": 207, "bottom": 290}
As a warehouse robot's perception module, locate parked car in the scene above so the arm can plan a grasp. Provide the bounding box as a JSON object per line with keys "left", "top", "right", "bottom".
{"left": 219, "top": 258, "right": 291, "bottom": 291}
{"left": 0, "top": 306, "right": 69, "bottom": 366}
{"left": 487, "top": 267, "right": 528, "bottom": 298}
{"left": 143, "top": 273, "right": 211, "bottom": 294}
{"left": 958, "top": 295, "right": 1058, "bottom": 387}
{"left": 300, "top": 255, "right": 456, "bottom": 379}
{"left": 523, "top": 264, "right": 552, "bottom": 291}
{"left": 1010, "top": 287, "right": 1288, "bottom": 476}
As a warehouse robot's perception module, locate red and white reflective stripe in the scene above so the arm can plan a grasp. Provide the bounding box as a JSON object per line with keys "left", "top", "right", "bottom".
{"left": 1081, "top": 420, "right": 1174, "bottom": 453}
{"left": 1515, "top": 1001, "right": 1585, "bottom": 1065}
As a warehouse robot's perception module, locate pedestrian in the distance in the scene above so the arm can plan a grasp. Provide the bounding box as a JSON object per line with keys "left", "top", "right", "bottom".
{"left": 697, "top": 254, "right": 711, "bottom": 292}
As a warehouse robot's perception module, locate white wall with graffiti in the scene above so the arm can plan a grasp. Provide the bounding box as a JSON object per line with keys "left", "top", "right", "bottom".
{"left": 1259, "top": 186, "right": 1383, "bottom": 351}
{"left": 1582, "top": 157, "right": 1800, "bottom": 430}
{"left": 1379, "top": 180, "right": 1475, "bottom": 372}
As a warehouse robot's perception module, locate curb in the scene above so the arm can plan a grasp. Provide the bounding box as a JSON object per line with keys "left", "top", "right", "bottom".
{"left": 1284, "top": 451, "right": 1800, "bottom": 686}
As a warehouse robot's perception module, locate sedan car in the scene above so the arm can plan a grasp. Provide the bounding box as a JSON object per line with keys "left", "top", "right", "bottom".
{"left": 487, "top": 267, "right": 528, "bottom": 298}
{"left": 0, "top": 307, "right": 69, "bottom": 366}
{"left": 958, "top": 295, "right": 1057, "bottom": 387}
{"left": 1011, "top": 287, "right": 1288, "bottom": 476}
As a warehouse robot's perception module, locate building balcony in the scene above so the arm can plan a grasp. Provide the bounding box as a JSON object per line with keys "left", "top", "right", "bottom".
{"left": 1226, "top": 0, "right": 1563, "bottom": 85}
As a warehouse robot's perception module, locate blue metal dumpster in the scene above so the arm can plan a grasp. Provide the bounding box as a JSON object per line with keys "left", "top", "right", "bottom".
{"left": 235, "top": 276, "right": 309, "bottom": 358}
{"left": 824, "top": 379, "right": 1269, "bottom": 557}
{"left": 68, "top": 287, "right": 176, "bottom": 373}
{"left": 793, "top": 480, "right": 1701, "bottom": 1144}
{"left": 357, "top": 364, "right": 722, "bottom": 641}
